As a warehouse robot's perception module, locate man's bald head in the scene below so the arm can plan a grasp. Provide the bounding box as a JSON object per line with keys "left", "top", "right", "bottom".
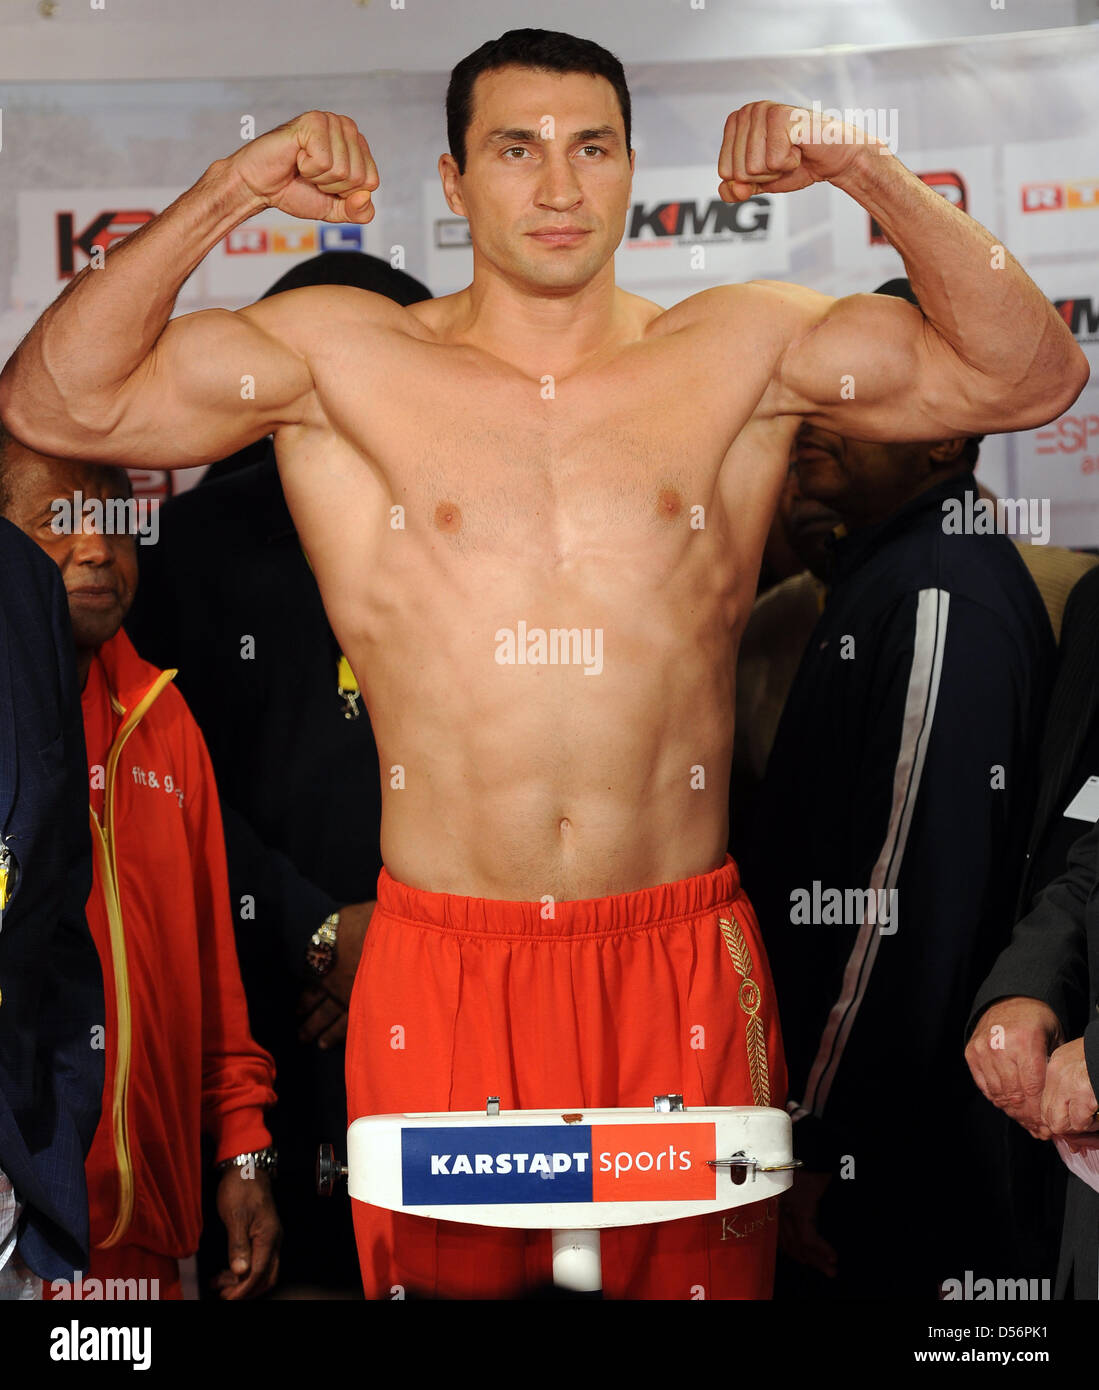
{"left": 0, "top": 421, "right": 139, "bottom": 680}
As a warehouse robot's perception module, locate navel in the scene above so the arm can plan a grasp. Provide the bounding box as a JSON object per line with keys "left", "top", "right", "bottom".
{"left": 434, "top": 500, "right": 463, "bottom": 533}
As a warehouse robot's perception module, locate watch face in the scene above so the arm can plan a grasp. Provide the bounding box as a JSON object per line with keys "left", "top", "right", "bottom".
{"left": 307, "top": 939, "right": 335, "bottom": 976}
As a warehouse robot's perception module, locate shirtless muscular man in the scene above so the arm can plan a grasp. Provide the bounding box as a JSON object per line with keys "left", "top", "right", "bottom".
{"left": 0, "top": 29, "right": 1087, "bottom": 1299}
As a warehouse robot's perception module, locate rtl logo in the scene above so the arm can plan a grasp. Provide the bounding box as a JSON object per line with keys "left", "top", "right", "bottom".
{"left": 1022, "top": 180, "right": 1099, "bottom": 213}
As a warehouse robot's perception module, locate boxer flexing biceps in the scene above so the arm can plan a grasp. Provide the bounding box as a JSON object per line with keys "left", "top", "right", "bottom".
{"left": 0, "top": 37, "right": 1087, "bottom": 1300}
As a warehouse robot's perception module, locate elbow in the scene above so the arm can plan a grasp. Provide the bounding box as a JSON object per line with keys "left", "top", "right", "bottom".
{"left": 997, "top": 342, "right": 1091, "bottom": 433}
{"left": 0, "top": 366, "right": 117, "bottom": 462}
{"left": 1063, "top": 342, "right": 1092, "bottom": 407}
{"left": 0, "top": 393, "right": 68, "bottom": 461}
{"left": 0, "top": 354, "right": 55, "bottom": 457}
{"left": 1042, "top": 336, "right": 1091, "bottom": 420}
{"left": 0, "top": 381, "right": 42, "bottom": 458}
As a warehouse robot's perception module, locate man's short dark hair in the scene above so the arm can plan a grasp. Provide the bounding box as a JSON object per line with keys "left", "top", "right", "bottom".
{"left": 446, "top": 28, "right": 632, "bottom": 175}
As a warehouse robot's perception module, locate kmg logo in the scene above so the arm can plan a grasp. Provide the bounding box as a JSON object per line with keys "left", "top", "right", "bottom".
{"left": 627, "top": 197, "right": 770, "bottom": 243}
{"left": 1054, "top": 296, "right": 1099, "bottom": 342}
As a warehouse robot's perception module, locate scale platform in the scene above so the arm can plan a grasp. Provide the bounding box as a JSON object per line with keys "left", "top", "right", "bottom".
{"left": 319, "top": 1095, "right": 798, "bottom": 1291}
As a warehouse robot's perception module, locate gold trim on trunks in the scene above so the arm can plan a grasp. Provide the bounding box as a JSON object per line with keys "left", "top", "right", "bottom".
{"left": 718, "top": 913, "right": 771, "bottom": 1107}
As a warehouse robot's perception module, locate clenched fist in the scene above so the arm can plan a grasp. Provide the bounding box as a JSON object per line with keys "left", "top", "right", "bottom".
{"left": 965, "top": 995, "right": 1063, "bottom": 1139}
{"left": 718, "top": 100, "right": 887, "bottom": 203}
{"left": 1040, "top": 1036, "right": 1099, "bottom": 1150}
{"left": 227, "top": 110, "right": 378, "bottom": 224}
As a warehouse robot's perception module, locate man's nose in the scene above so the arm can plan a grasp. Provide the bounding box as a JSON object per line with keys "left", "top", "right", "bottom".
{"left": 536, "top": 155, "right": 583, "bottom": 209}
{"left": 71, "top": 517, "right": 114, "bottom": 562}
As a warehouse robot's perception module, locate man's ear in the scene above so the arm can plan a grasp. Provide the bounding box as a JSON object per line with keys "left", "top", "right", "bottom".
{"left": 928, "top": 437, "right": 967, "bottom": 465}
{"left": 437, "top": 152, "right": 467, "bottom": 219}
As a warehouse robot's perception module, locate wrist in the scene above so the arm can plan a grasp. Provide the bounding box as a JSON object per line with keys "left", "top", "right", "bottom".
{"left": 217, "top": 1146, "right": 278, "bottom": 1179}
{"left": 827, "top": 138, "right": 896, "bottom": 197}
{"left": 205, "top": 155, "right": 271, "bottom": 219}
{"left": 306, "top": 910, "right": 340, "bottom": 979}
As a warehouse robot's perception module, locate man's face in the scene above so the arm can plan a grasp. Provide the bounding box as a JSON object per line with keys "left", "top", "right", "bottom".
{"left": 4, "top": 451, "right": 137, "bottom": 652}
{"left": 440, "top": 65, "right": 635, "bottom": 292}
{"left": 776, "top": 451, "right": 841, "bottom": 575}
{"left": 793, "top": 421, "right": 929, "bottom": 525}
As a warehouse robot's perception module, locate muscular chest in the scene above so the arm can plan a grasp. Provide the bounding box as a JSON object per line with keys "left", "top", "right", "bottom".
{"left": 366, "top": 368, "right": 735, "bottom": 565}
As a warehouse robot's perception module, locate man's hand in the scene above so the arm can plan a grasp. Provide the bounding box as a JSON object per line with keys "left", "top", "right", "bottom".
{"left": 718, "top": 100, "right": 883, "bottom": 203}
{"left": 227, "top": 110, "right": 379, "bottom": 224}
{"left": 214, "top": 1166, "right": 281, "bottom": 1300}
{"left": 297, "top": 899, "right": 376, "bottom": 1049}
{"left": 778, "top": 1170, "right": 838, "bottom": 1278}
{"left": 1040, "top": 1036, "right": 1099, "bottom": 1152}
{"left": 965, "top": 996, "right": 1064, "bottom": 1139}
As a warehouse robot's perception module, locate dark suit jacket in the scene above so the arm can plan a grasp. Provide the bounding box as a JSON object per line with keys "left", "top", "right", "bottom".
{"left": 0, "top": 518, "right": 104, "bottom": 1280}
{"left": 1016, "top": 565, "right": 1099, "bottom": 916}
{"left": 969, "top": 565, "right": 1099, "bottom": 1299}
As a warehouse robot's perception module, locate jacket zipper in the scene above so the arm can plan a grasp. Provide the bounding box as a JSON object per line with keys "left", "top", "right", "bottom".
{"left": 93, "top": 669, "right": 176, "bottom": 1249}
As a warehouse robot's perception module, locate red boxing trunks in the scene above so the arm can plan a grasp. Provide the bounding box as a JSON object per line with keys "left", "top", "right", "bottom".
{"left": 346, "top": 853, "right": 786, "bottom": 1300}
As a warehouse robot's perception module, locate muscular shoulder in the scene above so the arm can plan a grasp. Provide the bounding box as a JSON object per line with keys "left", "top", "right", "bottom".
{"left": 664, "top": 280, "right": 843, "bottom": 422}
{"left": 235, "top": 283, "right": 431, "bottom": 357}
{"left": 661, "top": 279, "right": 833, "bottom": 342}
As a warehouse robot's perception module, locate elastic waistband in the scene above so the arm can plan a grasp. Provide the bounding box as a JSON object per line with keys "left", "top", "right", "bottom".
{"left": 375, "top": 854, "right": 744, "bottom": 939}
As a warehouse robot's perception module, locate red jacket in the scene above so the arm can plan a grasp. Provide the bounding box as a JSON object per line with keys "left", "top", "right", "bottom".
{"left": 80, "top": 628, "right": 276, "bottom": 1259}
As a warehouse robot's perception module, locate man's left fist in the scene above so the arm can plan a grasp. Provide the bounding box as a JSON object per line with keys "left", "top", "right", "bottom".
{"left": 718, "top": 100, "right": 885, "bottom": 203}
{"left": 1040, "top": 1036, "right": 1099, "bottom": 1149}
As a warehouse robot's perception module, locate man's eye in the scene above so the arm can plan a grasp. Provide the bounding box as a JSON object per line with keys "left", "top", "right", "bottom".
{"left": 503, "top": 147, "right": 529, "bottom": 159}
{"left": 581, "top": 146, "right": 606, "bottom": 157}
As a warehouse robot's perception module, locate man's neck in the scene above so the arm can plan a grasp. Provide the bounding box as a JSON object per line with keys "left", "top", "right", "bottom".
{"left": 448, "top": 263, "right": 628, "bottom": 374}
{"left": 843, "top": 467, "right": 970, "bottom": 533}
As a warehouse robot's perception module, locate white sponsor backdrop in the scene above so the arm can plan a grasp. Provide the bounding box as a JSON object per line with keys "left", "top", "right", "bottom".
{"left": 0, "top": 26, "right": 1095, "bottom": 538}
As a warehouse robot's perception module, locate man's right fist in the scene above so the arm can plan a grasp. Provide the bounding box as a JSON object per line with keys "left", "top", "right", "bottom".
{"left": 227, "top": 110, "right": 378, "bottom": 224}
{"left": 965, "top": 995, "right": 1064, "bottom": 1139}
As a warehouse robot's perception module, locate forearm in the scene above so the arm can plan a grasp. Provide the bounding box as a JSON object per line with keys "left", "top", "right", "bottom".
{"left": 0, "top": 158, "right": 263, "bottom": 442}
{"left": 831, "top": 145, "right": 1086, "bottom": 407}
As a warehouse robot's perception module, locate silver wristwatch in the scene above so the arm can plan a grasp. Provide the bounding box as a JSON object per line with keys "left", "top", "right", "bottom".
{"left": 306, "top": 911, "right": 340, "bottom": 978}
{"left": 217, "top": 1146, "right": 278, "bottom": 1178}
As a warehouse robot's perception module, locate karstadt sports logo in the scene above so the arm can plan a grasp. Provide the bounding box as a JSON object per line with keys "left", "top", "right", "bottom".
{"left": 401, "top": 1123, "right": 717, "bottom": 1205}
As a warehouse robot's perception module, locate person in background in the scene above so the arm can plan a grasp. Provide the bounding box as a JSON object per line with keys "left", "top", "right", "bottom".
{"left": 967, "top": 563, "right": 1099, "bottom": 1297}
{"left": 126, "top": 250, "right": 432, "bottom": 1295}
{"left": 730, "top": 447, "right": 839, "bottom": 851}
{"left": 732, "top": 448, "right": 1096, "bottom": 865}
{"left": 0, "top": 431, "right": 279, "bottom": 1300}
{"left": 741, "top": 278, "right": 1056, "bottom": 1299}
{"left": 0, "top": 508, "right": 104, "bottom": 1301}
